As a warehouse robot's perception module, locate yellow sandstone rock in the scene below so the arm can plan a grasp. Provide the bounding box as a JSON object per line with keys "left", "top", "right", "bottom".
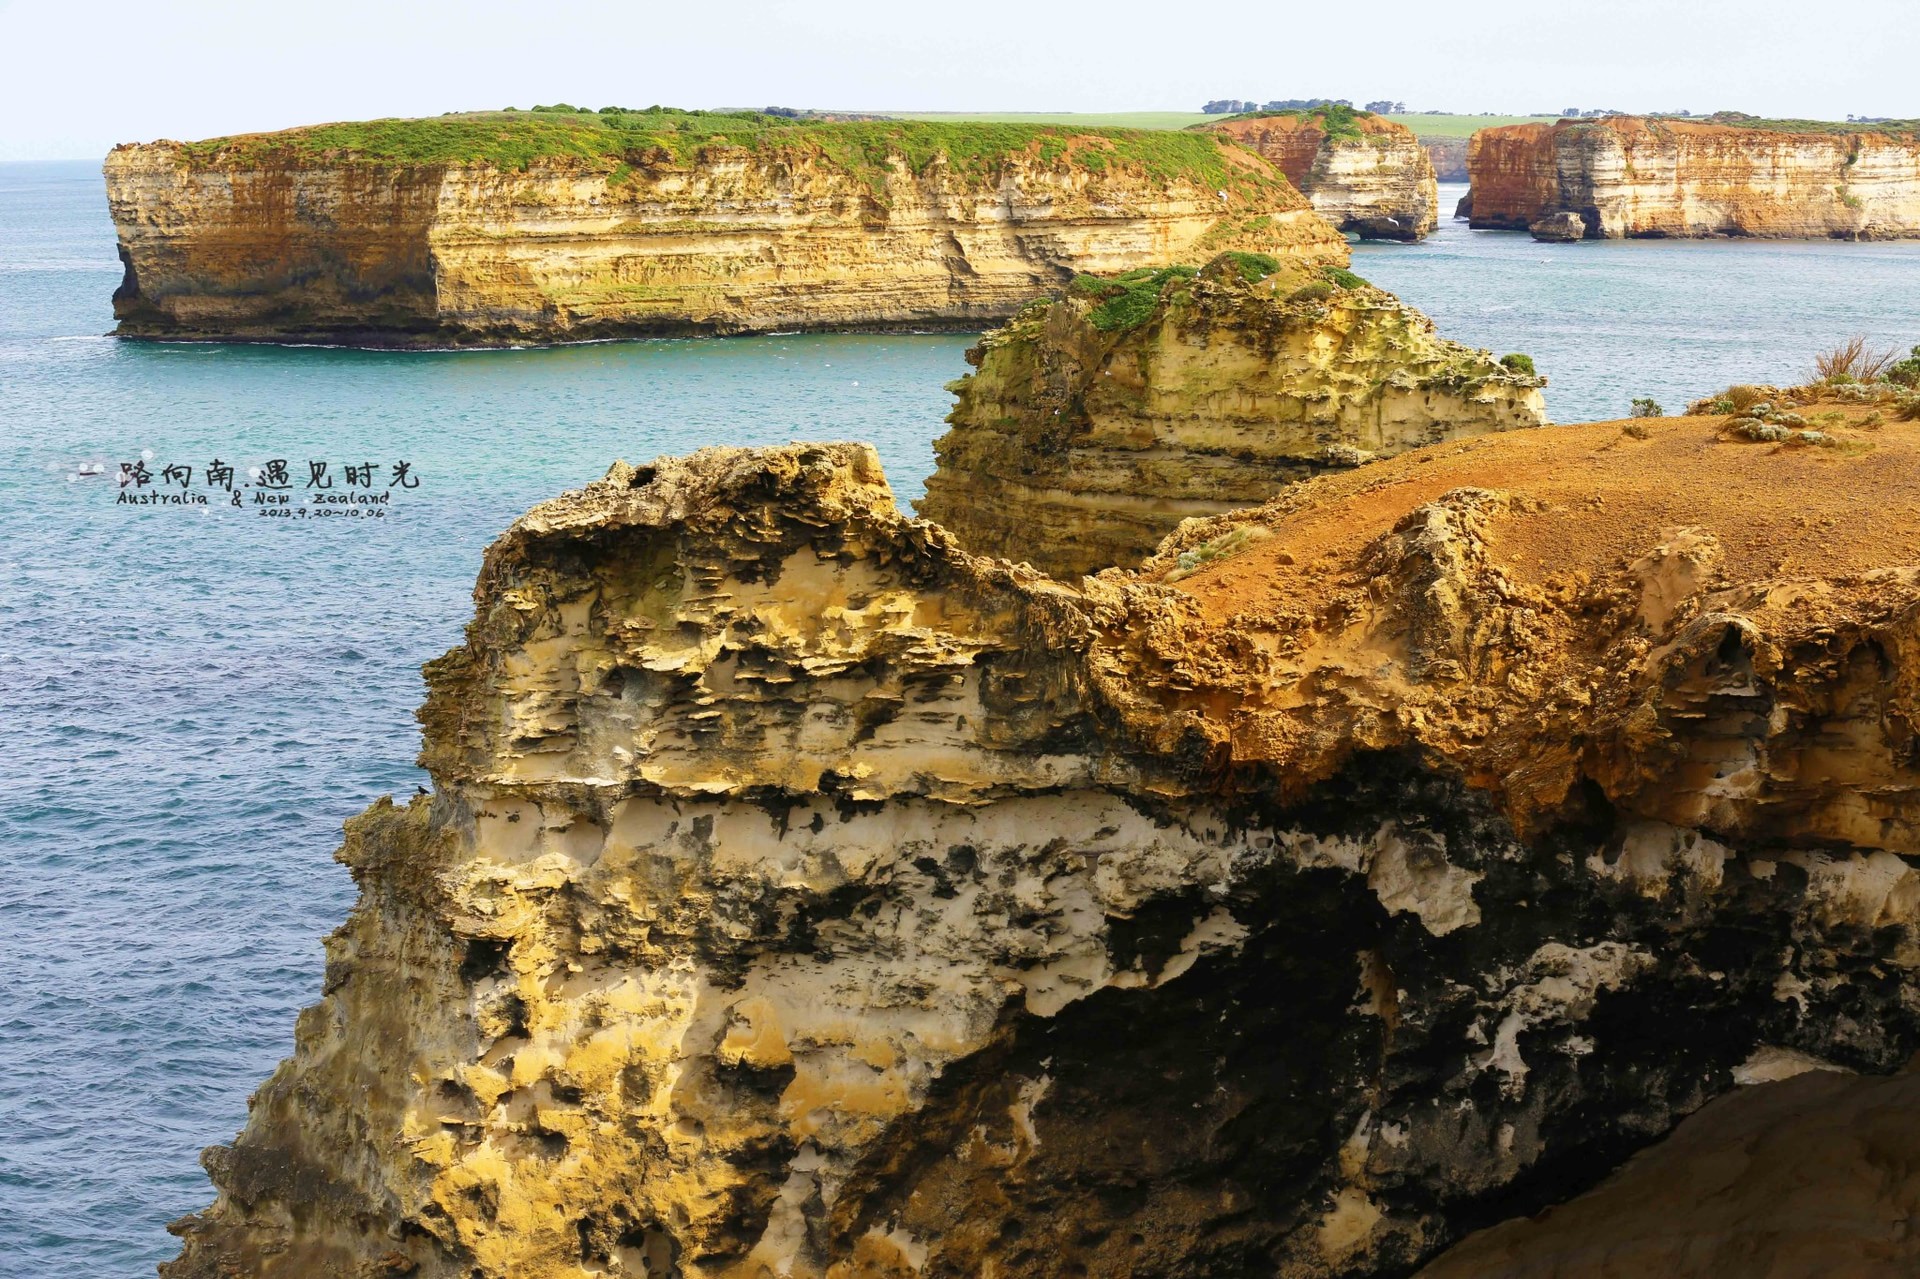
{"left": 104, "top": 113, "right": 1348, "bottom": 344}
{"left": 1208, "top": 110, "right": 1439, "bottom": 241}
{"left": 1468, "top": 115, "right": 1920, "bottom": 241}
{"left": 163, "top": 410, "right": 1920, "bottom": 1278}
{"left": 916, "top": 253, "right": 1547, "bottom": 578}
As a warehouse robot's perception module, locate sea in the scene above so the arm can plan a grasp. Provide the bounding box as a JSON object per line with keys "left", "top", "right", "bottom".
{"left": 3, "top": 160, "right": 1918, "bottom": 1277}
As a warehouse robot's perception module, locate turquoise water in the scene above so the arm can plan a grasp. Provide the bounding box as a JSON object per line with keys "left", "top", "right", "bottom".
{"left": 1354, "top": 183, "right": 1920, "bottom": 422}
{"left": 0, "top": 160, "right": 972, "bottom": 1277}
{"left": 3, "top": 159, "right": 1919, "bottom": 1277}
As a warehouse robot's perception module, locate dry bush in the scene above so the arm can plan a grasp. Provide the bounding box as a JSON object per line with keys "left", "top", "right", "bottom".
{"left": 1687, "top": 384, "right": 1766, "bottom": 415}
{"left": 1812, "top": 336, "right": 1900, "bottom": 384}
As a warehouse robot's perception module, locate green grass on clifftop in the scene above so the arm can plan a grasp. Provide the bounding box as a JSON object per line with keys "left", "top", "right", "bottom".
{"left": 173, "top": 108, "right": 1298, "bottom": 199}
{"left": 1676, "top": 111, "right": 1920, "bottom": 137}
{"left": 1070, "top": 266, "right": 1199, "bottom": 333}
{"left": 1382, "top": 114, "right": 1556, "bottom": 137}
{"left": 869, "top": 111, "right": 1561, "bottom": 138}
{"left": 1201, "top": 104, "right": 1372, "bottom": 141}
{"left": 881, "top": 110, "right": 1217, "bottom": 130}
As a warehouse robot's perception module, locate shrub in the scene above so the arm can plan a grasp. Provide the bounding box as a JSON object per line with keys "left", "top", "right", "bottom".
{"left": 1167, "top": 526, "right": 1270, "bottom": 581}
{"left": 1812, "top": 335, "right": 1900, "bottom": 384}
{"left": 1729, "top": 418, "right": 1789, "bottom": 442}
{"left": 1829, "top": 382, "right": 1885, "bottom": 403}
{"left": 1323, "top": 266, "right": 1368, "bottom": 291}
{"left": 1623, "top": 422, "right": 1652, "bottom": 440}
{"left": 1289, "top": 280, "right": 1336, "bottom": 303}
{"left": 1500, "top": 353, "right": 1536, "bottom": 376}
{"left": 1887, "top": 345, "right": 1920, "bottom": 387}
{"left": 1631, "top": 397, "right": 1665, "bottom": 417}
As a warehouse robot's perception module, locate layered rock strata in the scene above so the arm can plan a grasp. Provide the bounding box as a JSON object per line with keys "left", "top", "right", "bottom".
{"left": 1209, "top": 113, "right": 1439, "bottom": 240}
{"left": 166, "top": 407, "right": 1920, "bottom": 1278}
{"left": 916, "top": 253, "right": 1546, "bottom": 577}
{"left": 1468, "top": 116, "right": 1920, "bottom": 240}
{"left": 104, "top": 116, "right": 1346, "bottom": 344}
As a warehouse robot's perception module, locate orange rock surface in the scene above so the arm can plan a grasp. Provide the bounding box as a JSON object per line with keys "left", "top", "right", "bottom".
{"left": 160, "top": 393, "right": 1920, "bottom": 1278}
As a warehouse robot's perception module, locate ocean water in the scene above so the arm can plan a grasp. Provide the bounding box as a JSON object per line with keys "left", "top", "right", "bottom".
{"left": 1354, "top": 183, "right": 1920, "bottom": 422}
{"left": 3, "top": 158, "right": 1919, "bottom": 1278}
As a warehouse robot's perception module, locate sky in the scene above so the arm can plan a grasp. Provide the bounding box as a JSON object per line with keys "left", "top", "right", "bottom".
{"left": 0, "top": 0, "right": 1911, "bottom": 160}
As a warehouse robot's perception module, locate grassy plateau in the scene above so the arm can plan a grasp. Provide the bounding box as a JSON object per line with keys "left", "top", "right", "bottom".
{"left": 173, "top": 107, "right": 1301, "bottom": 201}
{"left": 877, "top": 110, "right": 1559, "bottom": 138}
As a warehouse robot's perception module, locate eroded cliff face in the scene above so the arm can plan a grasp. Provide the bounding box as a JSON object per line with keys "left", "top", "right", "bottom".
{"left": 916, "top": 253, "right": 1546, "bottom": 578}
{"left": 1421, "top": 137, "right": 1469, "bottom": 184}
{"left": 166, "top": 410, "right": 1920, "bottom": 1278}
{"left": 1467, "top": 116, "right": 1920, "bottom": 240}
{"left": 1210, "top": 114, "right": 1439, "bottom": 241}
{"left": 104, "top": 131, "right": 1346, "bottom": 344}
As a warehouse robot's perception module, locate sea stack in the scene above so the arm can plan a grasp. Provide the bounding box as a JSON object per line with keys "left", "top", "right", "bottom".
{"left": 1468, "top": 115, "right": 1920, "bottom": 240}
{"left": 917, "top": 252, "right": 1547, "bottom": 577}
{"left": 1207, "top": 108, "right": 1439, "bottom": 241}
{"left": 102, "top": 110, "right": 1347, "bottom": 345}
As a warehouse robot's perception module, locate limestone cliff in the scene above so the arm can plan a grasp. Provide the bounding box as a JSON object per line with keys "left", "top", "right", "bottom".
{"left": 104, "top": 110, "right": 1347, "bottom": 344}
{"left": 1467, "top": 115, "right": 1920, "bottom": 240}
{"left": 1421, "top": 137, "right": 1469, "bottom": 183}
{"left": 916, "top": 253, "right": 1546, "bottom": 577}
{"left": 1207, "top": 111, "right": 1439, "bottom": 241}
{"left": 165, "top": 400, "right": 1920, "bottom": 1278}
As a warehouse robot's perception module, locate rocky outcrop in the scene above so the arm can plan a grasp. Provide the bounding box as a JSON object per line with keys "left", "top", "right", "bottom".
{"left": 104, "top": 113, "right": 1347, "bottom": 345}
{"left": 163, "top": 398, "right": 1920, "bottom": 1278}
{"left": 1528, "top": 211, "right": 1586, "bottom": 242}
{"left": 916, "top": 253, "right": 1546, "bottom": 577}
{"left": 1468, "top": 115, "right": 1920, "bottom": 240}
{"left": 1209, "top": 112, "right": 1439, "bottom": 241}
{"left": 1422, "top": 136, "right": 1470, "bottom": 183}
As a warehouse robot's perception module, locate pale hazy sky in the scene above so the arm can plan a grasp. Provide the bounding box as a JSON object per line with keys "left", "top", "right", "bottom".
{"left": 0, "top": 0, "right": 1910, "bottom": 160}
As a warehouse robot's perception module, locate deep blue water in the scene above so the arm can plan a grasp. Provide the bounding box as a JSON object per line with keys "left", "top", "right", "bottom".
{"left": 3, "top": 160, "right": 1919, "bottom": 1278}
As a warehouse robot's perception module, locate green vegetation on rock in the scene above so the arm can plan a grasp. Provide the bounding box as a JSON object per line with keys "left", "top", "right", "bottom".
{"left": 1071, "top": 267, "right": 1199, "bottom": 333}
{"left": 1220, "top": 251, "right": 1287, "bottom": 283}
{"left": 1191, "top": 103, "right": 1369, "bottom": 141}
{"left": 1501, "top": 353, "right": 1537, "bottom": 376}
{"left": 880, "top": 110, "right": 1218, "bottom": 131}
{"left": 171, "top": 108, "right": 1297, "bottom": 201}
{"left": 1677, "top": 111, "right": 1920, "bottom": 137}
{"left": 1065, "top": 255, "right": 1388, "bottom": 336}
